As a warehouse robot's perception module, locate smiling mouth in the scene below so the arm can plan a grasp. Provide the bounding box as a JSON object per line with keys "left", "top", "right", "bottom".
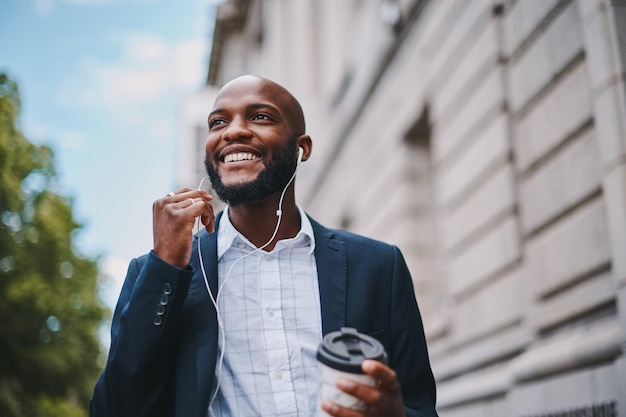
{"left": 223, "top": 152, "right": 261, "bottom": 163}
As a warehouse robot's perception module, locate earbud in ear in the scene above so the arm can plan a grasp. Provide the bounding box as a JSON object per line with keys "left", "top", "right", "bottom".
{"left": 297, "top": 147, "right": 304, "bottom": 164}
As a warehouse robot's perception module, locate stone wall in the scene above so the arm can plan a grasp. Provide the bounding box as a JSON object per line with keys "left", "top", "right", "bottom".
{"left": 197, "top": 0, "right": 626, "bottom": 414}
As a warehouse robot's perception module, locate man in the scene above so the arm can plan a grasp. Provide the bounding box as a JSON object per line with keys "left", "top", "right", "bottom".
{"left": 90, "top": 75, "right": 438, "bottom": 417}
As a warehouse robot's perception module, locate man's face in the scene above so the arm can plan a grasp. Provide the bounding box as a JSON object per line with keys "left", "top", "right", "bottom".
{"left": 204, "top": 76, "right": 300, "bottom": 206}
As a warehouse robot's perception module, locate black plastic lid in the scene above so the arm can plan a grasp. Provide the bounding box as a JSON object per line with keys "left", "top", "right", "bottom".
{"left": 316, "top": 327, "right": 387, "bottom": 374}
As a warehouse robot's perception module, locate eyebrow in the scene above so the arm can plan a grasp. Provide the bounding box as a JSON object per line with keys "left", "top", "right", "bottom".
{"left": 208, "top": 102, "right": 281, "bottom": 119}
{"left": 249, "top": 102, "right": 279, "bottom": 111}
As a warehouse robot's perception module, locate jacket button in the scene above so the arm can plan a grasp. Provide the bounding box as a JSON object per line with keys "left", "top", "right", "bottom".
{"left": 163, "top": 283, "right": 172, "bottom": 294}
{"left": 153, "top": 315, "right": 163, "bottom": 326}
{"left": 159, "top": 294, "right": 169, "bottom": 305}
{"left": 156, "top": 304, "right": 165, "bottom": 316}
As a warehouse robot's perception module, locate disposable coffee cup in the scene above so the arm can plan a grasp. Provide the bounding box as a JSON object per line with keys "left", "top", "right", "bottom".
{"left": 316, "top": 327, "right": 387, "bottom": 416}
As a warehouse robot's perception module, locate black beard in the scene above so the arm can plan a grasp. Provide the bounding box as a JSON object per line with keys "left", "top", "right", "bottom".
{"left": 204, "top": 139, "right": 298, "bottom": 206}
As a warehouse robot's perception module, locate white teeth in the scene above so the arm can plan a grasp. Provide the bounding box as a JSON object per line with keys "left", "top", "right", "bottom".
{"left": 224, "top": 152, "right": 259, "bottom": 163}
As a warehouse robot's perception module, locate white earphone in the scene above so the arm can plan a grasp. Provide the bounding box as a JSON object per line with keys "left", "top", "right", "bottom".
{"left": 297, "top": 146, "right": 304, "bottom": 165}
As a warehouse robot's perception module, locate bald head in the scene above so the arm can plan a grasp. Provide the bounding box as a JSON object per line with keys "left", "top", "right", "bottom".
{"left": 216, "top": 75, "right": 306, "bottom": 136}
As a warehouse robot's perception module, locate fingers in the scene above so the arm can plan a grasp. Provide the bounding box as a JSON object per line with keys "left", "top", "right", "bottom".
{"left": 361, "top": 360, "right": 399, "bottom": 390}
{"left": 320, "top": 399, "right": 364, "bottom": 417}
{"left": 164, "top": 188, "right": 213, "bottom": 205}
{"left": 322, "top": 361, "right": 405, "bottom": 417}
{"left": 201, "top": 206, "right": 216, "bottom": 233}
{"left": 335, "top": 376, "right": 383, "bottom": 411}
{"left": 164, "top": 189, "right": 215, "bottom": 230}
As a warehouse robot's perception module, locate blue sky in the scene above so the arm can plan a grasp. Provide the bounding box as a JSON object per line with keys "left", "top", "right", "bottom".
{"left": 0, "top": 0, "right": 220, "bottom": 308}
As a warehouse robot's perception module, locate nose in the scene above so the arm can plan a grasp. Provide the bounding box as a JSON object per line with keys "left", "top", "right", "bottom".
{"left": 222, "top": 116, "right": 252, "bottom": 142}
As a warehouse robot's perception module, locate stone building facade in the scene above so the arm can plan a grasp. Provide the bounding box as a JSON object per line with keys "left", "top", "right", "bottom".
{"left": 177, "top": 0, "right": 626, "bottom": 415}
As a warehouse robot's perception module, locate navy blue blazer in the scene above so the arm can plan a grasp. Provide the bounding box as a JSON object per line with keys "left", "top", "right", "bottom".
{"left": 90, "top": 214, "right": 437, "bottom": 417}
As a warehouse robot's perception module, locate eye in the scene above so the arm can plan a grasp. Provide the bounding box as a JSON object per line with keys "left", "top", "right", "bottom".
{"left": 252, "top": 113, "right": 272, "bottom": 121}
{"left": 208, "top": 118, "right": 226, "bottom": 129}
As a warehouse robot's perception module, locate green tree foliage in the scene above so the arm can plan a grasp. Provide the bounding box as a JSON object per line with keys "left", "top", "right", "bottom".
{"left": 0, "top": 73, "right": 108, "bottom": 417}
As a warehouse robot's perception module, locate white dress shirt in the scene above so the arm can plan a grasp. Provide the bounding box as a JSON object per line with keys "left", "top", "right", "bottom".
{"left": 208, "top": 206, "right": 322, "bottom": 417}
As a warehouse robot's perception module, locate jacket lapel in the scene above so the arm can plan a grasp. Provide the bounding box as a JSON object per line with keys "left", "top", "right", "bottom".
{"left": 309, "top": 217, "right": 347, "bottom": 335}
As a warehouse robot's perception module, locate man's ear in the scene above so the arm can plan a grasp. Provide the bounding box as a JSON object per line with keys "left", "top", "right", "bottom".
{"left": 297, "top": 135, "right": 312, "bottom": 162}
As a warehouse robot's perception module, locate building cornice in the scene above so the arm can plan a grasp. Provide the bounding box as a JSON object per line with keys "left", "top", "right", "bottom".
{"left": 206, "top": 0, "right": 252, "bottom": 86}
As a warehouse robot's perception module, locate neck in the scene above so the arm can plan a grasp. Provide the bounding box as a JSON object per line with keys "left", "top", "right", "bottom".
{"left": 227, "top": 189, "right": 300, "bottom": 251}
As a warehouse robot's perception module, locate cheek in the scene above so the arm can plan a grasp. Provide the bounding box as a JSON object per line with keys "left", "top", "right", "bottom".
{"left": 205, "top": 136, "right": 218, "bottom": 157}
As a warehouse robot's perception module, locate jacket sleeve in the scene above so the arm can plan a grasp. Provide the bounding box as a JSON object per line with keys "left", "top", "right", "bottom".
{"left": 389, "top": 246, "right": 438, "bottom": 417}
{"left": 89, "top": 251, "right": 193, "bottom": 417}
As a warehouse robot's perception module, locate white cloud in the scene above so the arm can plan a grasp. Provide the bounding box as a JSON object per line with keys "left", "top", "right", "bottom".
{"left": 54, "top": 32, "right": 207, "bottom": 147}
{"left": 125, "top": 34, "right": 168, "bottom": 63}
{"left": 60, "top": 33, "right": 207, "bottom": 108}
{"left": 107, "top": 67, "right": 169, "bottom": 102}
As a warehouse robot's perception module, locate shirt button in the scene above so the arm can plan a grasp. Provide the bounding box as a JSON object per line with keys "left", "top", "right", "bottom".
{"left": 266, "top": 308, "right": 275, "bottom": 317}
{"left": 276, "top": 371, "right": 283, "bottom": 379}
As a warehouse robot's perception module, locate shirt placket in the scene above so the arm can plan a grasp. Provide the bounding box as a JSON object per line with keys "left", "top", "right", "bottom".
{"left": 258, "top": 250, "right": 297, "bottom": 414}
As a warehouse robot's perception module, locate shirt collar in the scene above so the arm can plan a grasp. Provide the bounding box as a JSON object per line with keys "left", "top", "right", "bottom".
{"left": 217, "top": 205, "right": 315, "bottom": 259}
